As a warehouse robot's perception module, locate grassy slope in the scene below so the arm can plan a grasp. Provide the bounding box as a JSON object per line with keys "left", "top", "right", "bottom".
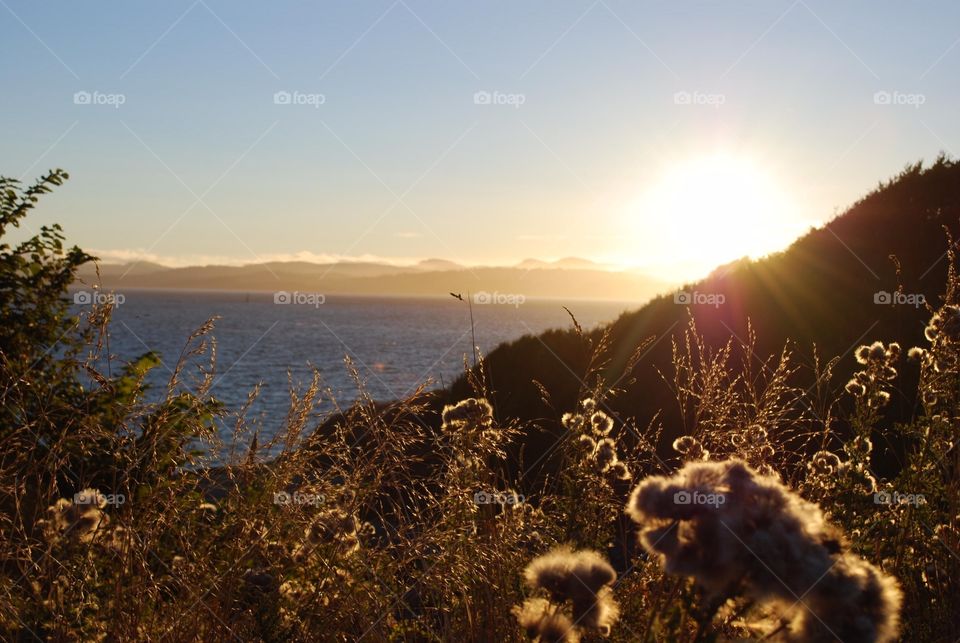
{"left": 438, "top": 158, "right": 960, "bottom": 482}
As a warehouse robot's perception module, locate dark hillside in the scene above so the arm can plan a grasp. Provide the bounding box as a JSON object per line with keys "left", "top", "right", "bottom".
{"left": 440, "top": 158, "right": 960, "bottom": 481}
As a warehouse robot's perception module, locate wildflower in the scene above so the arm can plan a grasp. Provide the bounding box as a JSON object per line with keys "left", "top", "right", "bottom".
{"left": 41, "top": 489, "right": 110, "bottom": 544}
{"left": 525, "top": 547, "right": 616, "bottom": 601}
{"left": 627, "top": 459, "right": 902, "bottom": 642}
{"left": 672, "top": 435, "right": 708, "bottom": 461}
{"left": 854, "top": 341, "right": 899, "bottom": 369}
{"left": 589, "top": 411, "right": 614, "bottom": 436}
{"left": 606, "top": 461, "right": 631, "bottom": 481}
{"left": 513, "top": 598, "right": 580, "bottom": 643}
{"left": 673, "top": 435, "right": 710, "bottom": 460}
{"left": 869, "top": 341, "right": 887, "bottom": 361}
{"left": 442, "top": 397, "right": 494, "bottom": 429}
{"left": 925, "top": 305, "right": 960, "bottom": 342}
{"left": 885, "top": 342, "right": 901, "bottom": 360}
{"left": 335, "top": 488, "right": 357, "bottom": 506}
{"left": 845, "top": 379, "right": 866, "bottom": 397}
{"left": 300, "top": 509, "right": 361, "bottom": 557}
{"left": 574, "top": 587, "right": 619, "bottom": 635}
{"left": 907, "top": 346, "right": 926, "bottom": 360}
{"left": 850, "top": 341, "right": 900, "bottom": 408}
{"left": 788, "top": 554, "right": 903, "bottom": 642}
{"left": 851, "top": 464, "right": 878, "bottom": 494}
{"left": 522, "top": 546, "right": 620, "bottom": 636}
{"left": 308, "top": 510, "right": 358, "bottom": 542}
{"left": 673, "top": 435, "right": 698, "bottom": 454}
{"left": 849, "top": 435, "right": 873, "bottom": 456}
{"left": 576, "top": 434, "right": 597, "bottom": 453}
{"left": 869, "top": 390, "right": 891, "bottom": 407}
{"left": 593, "top": 438, "right": 618, "bottom": 470}
{"left": 808, "top": 451, "right": 842, "bottom": 476}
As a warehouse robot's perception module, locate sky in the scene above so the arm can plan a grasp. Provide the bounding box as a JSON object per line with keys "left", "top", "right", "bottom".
{"left": 2, "top": 0, "right": 959, "bottom": 282}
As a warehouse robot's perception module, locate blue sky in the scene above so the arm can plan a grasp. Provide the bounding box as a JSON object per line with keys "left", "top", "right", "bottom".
{"left": 3, "top": 0, "right": 958, "bottom": 280}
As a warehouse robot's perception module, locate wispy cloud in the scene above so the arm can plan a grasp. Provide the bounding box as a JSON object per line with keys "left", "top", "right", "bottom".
{"left": 88, "top": 248, "right": 427, "bottom": 268}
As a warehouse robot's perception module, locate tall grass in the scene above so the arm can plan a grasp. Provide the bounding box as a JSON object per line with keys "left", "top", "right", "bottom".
{"left": 2, "top": 179, "right": 958, "bottom": 641}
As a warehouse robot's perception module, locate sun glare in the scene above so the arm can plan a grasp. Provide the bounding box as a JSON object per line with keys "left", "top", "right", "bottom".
{"left": 629, "top": 154, "right": 803, "bottom": 281}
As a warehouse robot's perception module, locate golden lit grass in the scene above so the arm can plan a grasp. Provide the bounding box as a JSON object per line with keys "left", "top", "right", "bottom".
{"left": 2, "top": 257, "right": 959, "bottom": 642}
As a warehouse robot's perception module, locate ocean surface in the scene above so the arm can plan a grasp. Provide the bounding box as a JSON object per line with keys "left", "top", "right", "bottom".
{"left": 78, "top": 290, "right": 633, "bottom": 449}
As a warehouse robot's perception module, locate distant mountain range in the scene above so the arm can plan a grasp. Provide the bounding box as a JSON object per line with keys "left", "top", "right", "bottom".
{"left": 77, "top": 257, "right": 671, "bottom": 302}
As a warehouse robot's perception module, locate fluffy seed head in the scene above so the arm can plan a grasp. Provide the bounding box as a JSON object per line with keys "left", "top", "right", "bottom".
{"left": 673, "top": 435, "right": 709, "bottom": 460}
{"left": 524, "top": 546, "right": 617, "bottom": 605}
{"left": 626, "top": 459, "right": 901, "bottom": 641}
{"left": 42, "top": 489, "right": 110, "bottom": 543}
{"left": 926, "top": 305, "right": 960, "bottom": 342}
{"left": 589, "top": 412, "right": 614, "bottom": 436}
{"left": 571, "top": 586, "right": 619, "bottom": 635}
{"left": 907, "top": 346, "right": 926, "bottom": 360}
{"left": 442, "top": 397, "right": 494, "bottom": 429}
{"left": 846, "top": 379, "right": 867, "bottom": 397}
{"left": 593, "top": 438, "right": 618, "bottom": 470}
{"left": 513, "top": 598, "right": 580, "bottom": 643}
{"left": 606, "top": 461, "right": 631, "bottom": 481}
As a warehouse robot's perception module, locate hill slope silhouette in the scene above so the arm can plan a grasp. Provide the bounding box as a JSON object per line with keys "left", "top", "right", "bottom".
{"left": 434, "top": 157, "right": 960, "bottom": 482}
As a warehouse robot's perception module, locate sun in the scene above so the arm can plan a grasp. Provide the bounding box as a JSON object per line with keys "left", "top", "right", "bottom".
{"left": 627, "top": 154, "right": 803, "bottom": 281}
